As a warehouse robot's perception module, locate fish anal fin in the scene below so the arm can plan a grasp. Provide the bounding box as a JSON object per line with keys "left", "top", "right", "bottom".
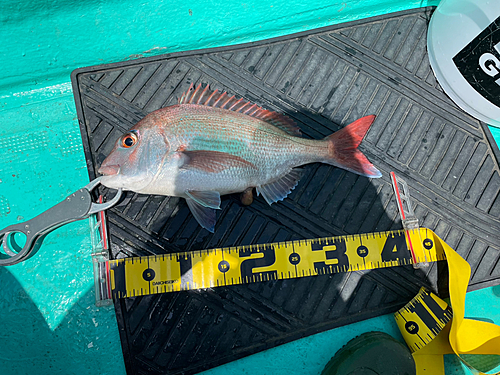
{"left": 256, "top": 168, "right": 303, "bottom": 205}
{"left": 179, "top": 83, "right": 301, "bottom": 136}
{"left": 180, "top": 150, "right": 257, "bottom": 173}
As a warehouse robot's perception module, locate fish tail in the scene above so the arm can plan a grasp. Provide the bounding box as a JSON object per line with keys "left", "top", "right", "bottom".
{"left": 323, "top": 115, "right": 382, "bottom": 178}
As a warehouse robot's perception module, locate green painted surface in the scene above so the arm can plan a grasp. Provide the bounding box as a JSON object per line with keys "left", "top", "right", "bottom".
{"left": 0, "top": 0, "right": 439, "bottom": 92}
{"left": 0, "top": 267, "right": 124, "bottom": 375}
{"left": 0, "top": 82, "right": 91, "bottom": 329}
{"left": 1, "top": 0, "right": 499, "bottom": 374}
{"left": 491, "top": 126, "right": 500, "bottom": 145}
{"left": 199, "top": 286, "right": 500, "bottom": 375}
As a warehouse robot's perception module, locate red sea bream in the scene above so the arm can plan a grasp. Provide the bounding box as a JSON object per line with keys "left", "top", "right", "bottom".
{"left": 98, "top": 83, "right": 382, "bottom": 232}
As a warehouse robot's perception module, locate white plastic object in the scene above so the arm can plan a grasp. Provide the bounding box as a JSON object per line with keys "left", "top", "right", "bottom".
{"left": 427, "top": 0, "right": 500, "bottom": 128}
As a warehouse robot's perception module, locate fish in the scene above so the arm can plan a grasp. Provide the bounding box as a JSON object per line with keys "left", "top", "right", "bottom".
{"left": 98, "top": 83, "right": 382, "bottom": 232}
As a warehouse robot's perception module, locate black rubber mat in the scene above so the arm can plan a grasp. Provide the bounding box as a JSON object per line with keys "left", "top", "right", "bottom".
{"left": 72, "top": 7, "right": 500, "bottom": 375}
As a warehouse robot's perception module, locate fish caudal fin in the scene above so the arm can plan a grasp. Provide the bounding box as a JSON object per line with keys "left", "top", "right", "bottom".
{"left": 324, "top": 115, "right": 382, "bottom": 178}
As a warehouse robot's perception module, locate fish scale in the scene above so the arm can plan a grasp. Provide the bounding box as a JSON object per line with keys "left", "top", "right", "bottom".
{"left": 143, "top": 105, "right": 322, "bottom": 188}
{"left": 99, "top": 84, "right": 382, "bottom": 231}
{"left": 169, "top": 106, "right": 311, "bottom": 163}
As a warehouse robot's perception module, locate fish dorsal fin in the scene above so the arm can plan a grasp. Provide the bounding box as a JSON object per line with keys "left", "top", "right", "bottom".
{"left": 179, "top": 83, "right": 301, "bottom": 136}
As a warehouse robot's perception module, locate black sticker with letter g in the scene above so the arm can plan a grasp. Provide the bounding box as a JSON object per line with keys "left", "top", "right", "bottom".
{"left": 453, "top": 15, "right": 500, "bottom": 107}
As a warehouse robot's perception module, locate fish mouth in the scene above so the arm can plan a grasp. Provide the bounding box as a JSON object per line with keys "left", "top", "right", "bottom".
{"left": 98, "top": 164, "right": 120, "bottom": 176}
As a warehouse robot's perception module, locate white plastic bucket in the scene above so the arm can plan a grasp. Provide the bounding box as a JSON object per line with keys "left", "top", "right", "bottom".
{"left": 427, "top": 0, "right": 500, "bottom": 128}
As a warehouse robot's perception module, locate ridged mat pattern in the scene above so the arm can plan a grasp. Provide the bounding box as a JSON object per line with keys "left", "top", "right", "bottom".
{"left": 72, "top": 8, "right": 500, "bottom": 375}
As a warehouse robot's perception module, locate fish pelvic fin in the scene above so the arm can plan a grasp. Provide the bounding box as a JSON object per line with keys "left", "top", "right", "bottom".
{"left": 179, "top": 83, "right": 301, "bottom": 136}
{"left": 324, "top": 115, "right": 382, "bottom": 178}
{"left": 185, "top": 197, "right": 217, "bottom": 232}
{"left": 185, "top": 190, "right": 221, "bottom": 209}
{"left": 256, "top": 168, "right": 303, "bottom": 205}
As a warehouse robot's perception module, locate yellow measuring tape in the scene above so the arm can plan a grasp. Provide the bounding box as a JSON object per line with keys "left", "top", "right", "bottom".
{"left": 395, "top": 233, "right": 500, "bottom": 374}
{"left": 105, "top": 227, "right": 442, "bottom": 298}
{"left": 92, "top": 172, "right": 500, "bottom": 374}
{"left": 97, "top": 227, "right": 500, "bottom": 374}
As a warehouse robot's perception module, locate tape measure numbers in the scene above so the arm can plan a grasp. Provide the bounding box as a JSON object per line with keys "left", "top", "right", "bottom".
{"left": 92, "top": 171, "right": 500, "bottom": 375}
{"left": 395, "top": 287, "right": 453, "bottom": 352}
{"left": 394, "top": 243, "right": 500, "bottom": 375}
{"left": 103, "top": 227, "right": 445, "bottom": 299}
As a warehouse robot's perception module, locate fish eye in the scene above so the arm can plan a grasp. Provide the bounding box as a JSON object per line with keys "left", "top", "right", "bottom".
{"left": 121, "top": 132, "right": 138, "bottom": 148}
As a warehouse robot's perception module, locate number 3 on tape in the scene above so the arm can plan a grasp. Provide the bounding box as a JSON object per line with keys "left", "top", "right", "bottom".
{"left": 104, "top": 227, "right": 446, "bottom": 300}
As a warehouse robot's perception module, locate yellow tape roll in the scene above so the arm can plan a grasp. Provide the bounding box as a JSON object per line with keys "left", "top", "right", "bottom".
{"left": 396, "top": 231, "right": 500, "bottom": 375}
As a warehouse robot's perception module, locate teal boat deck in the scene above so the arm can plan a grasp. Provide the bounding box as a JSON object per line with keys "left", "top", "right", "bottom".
{"left": 1, "top": 0, "right": 499, "bottom": 374}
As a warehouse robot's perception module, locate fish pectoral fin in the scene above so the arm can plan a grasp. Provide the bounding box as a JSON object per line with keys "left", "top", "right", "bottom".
{"left": 185, "top": 190, "right": 221, "bottom": 209}
{"left": 185, "top": 198, "right": 217, "bottom": 233}
{"left": 180, "top": 150, "right": 257, "bottom": 173}
{"left": 256, "top": 168, "right": 303, "bottom": 205}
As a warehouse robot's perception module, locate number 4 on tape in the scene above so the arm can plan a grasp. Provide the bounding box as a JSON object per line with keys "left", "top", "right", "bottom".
{"left": 101, "top": 227, "right": 446, "bottom": 300}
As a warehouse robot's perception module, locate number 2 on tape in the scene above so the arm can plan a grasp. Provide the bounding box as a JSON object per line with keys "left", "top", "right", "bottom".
{"left": 106, "top": 228, "right": 445, "bottom": 299}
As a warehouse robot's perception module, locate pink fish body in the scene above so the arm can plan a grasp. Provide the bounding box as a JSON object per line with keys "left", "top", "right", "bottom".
{"left": 99, "top": 84, "right": 381, "bottom": 232}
